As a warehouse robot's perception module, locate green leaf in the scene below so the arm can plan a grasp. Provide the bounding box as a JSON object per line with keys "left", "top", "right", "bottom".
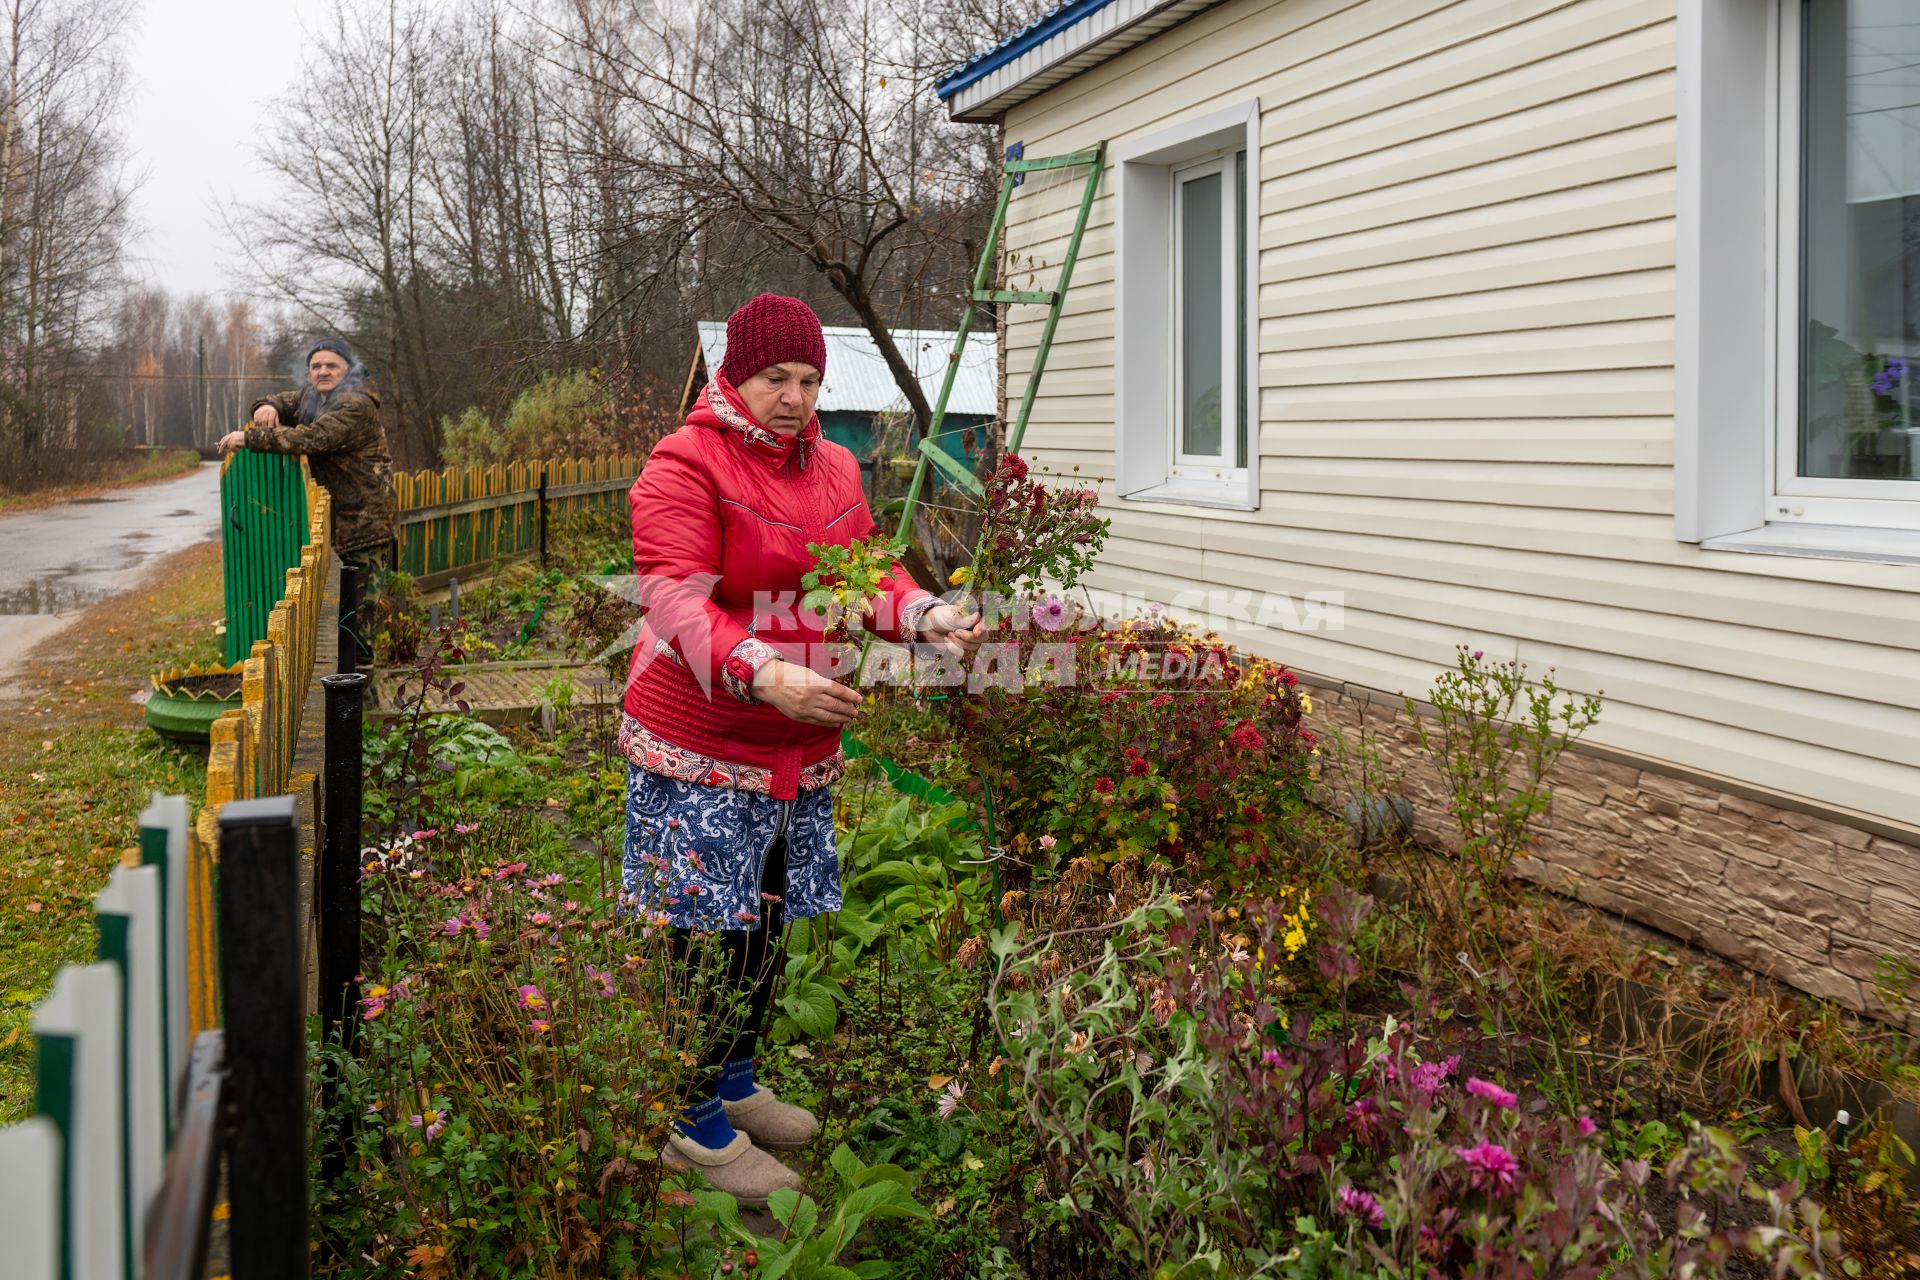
{"left": 693, "top": 1188, "right": 743, "bottom": 1232}
{"left": 854, "top": 1161, "right": 914, "bottom": 1189}
{"left": 829, "top": 1142, "right": 863, "bottom": 1186}
{"left": 772, "top": 1188, "right": 821, "bottom": 1242}
{"left": 784, "top": 981, "right": 838, "bottom": 1040}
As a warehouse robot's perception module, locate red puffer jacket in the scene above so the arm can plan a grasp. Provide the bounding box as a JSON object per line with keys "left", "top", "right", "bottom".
{"left": 622, "top": 373, "right": 933, "bottom": 799}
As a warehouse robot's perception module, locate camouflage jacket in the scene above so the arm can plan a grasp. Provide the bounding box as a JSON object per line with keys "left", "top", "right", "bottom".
{"left": 246, "top": 387, "right": 397, "bottom": 556}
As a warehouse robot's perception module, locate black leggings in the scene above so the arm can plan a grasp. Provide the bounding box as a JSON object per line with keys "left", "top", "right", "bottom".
{"left": 670, "top": 830, "right": 788, "bottom": 1100}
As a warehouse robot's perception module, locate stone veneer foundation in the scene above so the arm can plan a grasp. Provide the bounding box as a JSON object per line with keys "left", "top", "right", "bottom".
{"left": 1307, "top": 680, "right": 1920, "bottom": 1032}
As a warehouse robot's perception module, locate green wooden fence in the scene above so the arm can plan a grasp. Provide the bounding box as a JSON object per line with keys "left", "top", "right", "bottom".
{"left": 219, "top": 453, "right": 314, "bottom": 668}
{"left": 392, "top": 455, "right": 642, "bottom": 587}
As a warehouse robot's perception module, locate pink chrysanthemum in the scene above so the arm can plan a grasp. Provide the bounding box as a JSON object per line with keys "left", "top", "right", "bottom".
{"left": 516, "top": 984, "right": 547, "bottom": 1011}
{"left": 1465, "top": 1078, "right": 1518, "bottom": 1109}
{"left": 1406, "top": 1054, "right": 1460, "bottom": 1099}
{"left": 1453, "top": 1140, "right": 1522, "bottom": 1194}
{"left": 1335, "top": 1184, "right": 1385, "bottom": 1229}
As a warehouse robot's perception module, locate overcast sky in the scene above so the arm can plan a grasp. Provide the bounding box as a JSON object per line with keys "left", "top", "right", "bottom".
{"left": 123, "top": 0, "right": 320, "bottom": 298}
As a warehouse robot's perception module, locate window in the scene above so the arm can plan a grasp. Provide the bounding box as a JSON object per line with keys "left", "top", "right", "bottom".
{"left": 1778, "top": 0, "right": 1920, "bottom": 519}
{"left": 1677, "top": 0, "right": 1920, "bottom": 557}
{"left": 1114, "top": 102, "right": 1259, "bottom": 509}
{"left": 1171, "top": 151, "right": 1249, "bottom": 476}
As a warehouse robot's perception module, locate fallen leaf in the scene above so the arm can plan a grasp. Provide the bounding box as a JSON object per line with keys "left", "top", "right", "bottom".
{"left": 25, "top": 902, "right": 42, "bottom": 914}
{"left": 0, "top": 1027, "right": 20, "bottom": 1050}
{"left": 936, "top": 1196, "right": 955, "bottom": 1216}
{"left": 928, "top": 1074, "right": 952, "bottom": 1092}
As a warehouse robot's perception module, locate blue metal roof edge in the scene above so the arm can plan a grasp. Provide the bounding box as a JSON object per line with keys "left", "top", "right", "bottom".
{"left": 935, "top": 0, "right": 1119, "bottom": 101}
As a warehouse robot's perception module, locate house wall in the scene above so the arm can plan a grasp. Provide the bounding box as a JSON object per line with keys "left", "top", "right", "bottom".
{"left": 995, "top": 0, "right": 1920, "bottom": 1008}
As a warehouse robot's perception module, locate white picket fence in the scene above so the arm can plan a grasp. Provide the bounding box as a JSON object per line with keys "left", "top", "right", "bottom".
{"left": 0, "top": 794, "right": 207, "bottom": 1280}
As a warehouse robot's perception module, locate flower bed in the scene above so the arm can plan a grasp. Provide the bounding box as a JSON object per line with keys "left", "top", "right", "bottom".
{"left": 317, "top": 480, "right": 1918, "bottom": 1277}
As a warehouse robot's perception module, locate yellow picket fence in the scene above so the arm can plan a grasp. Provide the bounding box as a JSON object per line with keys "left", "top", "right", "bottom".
{"left": 391, "top": 454, "right": 641, "bottom": 584}
{"left": 189, "top": 472, "right": 334, "bottom": 1034}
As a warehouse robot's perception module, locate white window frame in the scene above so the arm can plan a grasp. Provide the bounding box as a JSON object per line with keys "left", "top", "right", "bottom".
{"left": 1169, "top": 151, "right": 1241, "bottom": 477}
{"left": 1114, "top": 100, "right": 1260, "bottom": 510}
{"left": 1677, "top": 0, "right": 1920, "bottom": 563}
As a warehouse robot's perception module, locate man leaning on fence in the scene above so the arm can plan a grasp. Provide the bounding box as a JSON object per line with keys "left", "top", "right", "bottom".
{"left": 217, "top": 338, "right": 397, "bottom": 658}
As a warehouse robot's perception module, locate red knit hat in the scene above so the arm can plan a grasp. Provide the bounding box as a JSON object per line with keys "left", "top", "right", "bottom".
{"left": 719, "top": 294, "right": 828, "bottom": 385}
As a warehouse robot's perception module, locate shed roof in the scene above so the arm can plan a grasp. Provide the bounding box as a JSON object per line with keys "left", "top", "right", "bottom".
{"left": 694, "top": 321, "right": 998, "bottom": 418}
{"left": 935, "top": 0, "right": 1227, "bottom": 123}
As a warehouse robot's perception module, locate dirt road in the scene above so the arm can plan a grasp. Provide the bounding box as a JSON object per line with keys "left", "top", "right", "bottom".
{"left": 0, "top": 463, "right": 221, "bottom": 681}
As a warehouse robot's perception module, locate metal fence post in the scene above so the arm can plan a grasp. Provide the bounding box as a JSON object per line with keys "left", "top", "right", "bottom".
{"left": 337, "top": 562, "right": 364, "bottom": 676}
{"left": 319, "top": 673, "right": 366, "bottom": 1041}
{"left": 216, "top": 796, "right": 309, "bottom": 1280}
{"left": 318, "top": 672, "right": 366, "bottom": 1191}
{"left": 537, "top": 463, "right": 549, "bottom": 568}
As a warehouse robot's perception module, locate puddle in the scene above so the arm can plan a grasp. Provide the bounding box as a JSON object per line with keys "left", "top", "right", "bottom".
{"left": 0, "top": 575, "right": 114, "bottom": 615}
{"left": 163, "top": 509, "right": 198, "bottom": 518}
{"left": 122, "top": 530, "right": 155, "bottom": 540}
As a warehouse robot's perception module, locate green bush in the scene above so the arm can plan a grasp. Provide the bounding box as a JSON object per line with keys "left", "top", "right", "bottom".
{"left": 440, "top": 371, "right": 622, "bottom": 466}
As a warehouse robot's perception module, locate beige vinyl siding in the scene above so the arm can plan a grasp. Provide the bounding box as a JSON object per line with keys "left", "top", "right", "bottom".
{"left": 995, "top": 0, "right": 1920, "bottom": 825}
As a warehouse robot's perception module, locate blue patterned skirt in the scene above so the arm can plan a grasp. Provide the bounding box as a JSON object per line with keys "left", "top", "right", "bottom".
{"left": 622, "top": 764, "right": 841, "bottom": 931}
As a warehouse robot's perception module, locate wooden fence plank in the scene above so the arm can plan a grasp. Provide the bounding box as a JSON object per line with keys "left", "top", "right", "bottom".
{"left": 34, "top": 962, "right": 126, "bottom": 1280}
{"left": 137, "top": 793, "right": 192, "bottom": 1132}
{"left": 0, "top": 1118, "right": 60, "bottom": 1280}
{"left": 94, "top": 863, "right": 168, "bottom": 1269}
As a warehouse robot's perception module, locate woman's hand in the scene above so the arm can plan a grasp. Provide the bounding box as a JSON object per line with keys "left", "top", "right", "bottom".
{"left": 751, "top": 658, "right": 862, "bottom": 726}
{"left": 917, "top": 602, "right": 986, "bottom": 659}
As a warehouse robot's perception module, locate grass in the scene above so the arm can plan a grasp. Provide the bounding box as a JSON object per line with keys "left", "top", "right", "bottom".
{"left": 0, "top": 448, "right": 205, "bottom": 515}
{"left": 0, "top": 536, "right": 223, "bottom": 1122}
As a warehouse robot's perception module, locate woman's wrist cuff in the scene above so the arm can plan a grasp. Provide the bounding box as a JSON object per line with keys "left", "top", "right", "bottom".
{"left": 900, "top": 593, "right": 941, "bottom": 637}
{"left": 723, "top": 637, "right": 781, "bottom": 703}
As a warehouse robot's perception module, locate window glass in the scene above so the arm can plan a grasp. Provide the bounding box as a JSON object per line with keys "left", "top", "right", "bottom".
{"left": 1797, "top": 0, "right": 1920, "bottom": 482}
{"left": 1236, "top": 148, "right": 1249, "bottom": 469}
{"left": 1180, "top": 170, "right": 1224, "bottom": 459}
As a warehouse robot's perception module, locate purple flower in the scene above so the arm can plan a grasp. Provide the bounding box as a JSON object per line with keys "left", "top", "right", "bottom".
{"left": 1335, "top": 1184, "right": 1385, "bottom": 1229}
{"left": 936, "top": 1080, "right": 965, "bottom": 1119}
{"left": 1873, "top": 370, "right": 1897, "bottom": 396}
{"left": 1453, "top": 1140, "right": 1522, "bottom": 1194}
{"left": 1889, "top": 356, "right": 1910, "bottom": 379}
{"left": 1031, "top": 596, "right": 1068, "bottom": 632}
{"left": 1577, "top": 1114, "right": 1598, "bottom": 1137}
{"left": 587, "top": 965, "right": 616, "bottom": 999}
{"left": 1406, "top": 1054, "right": 1460, "bottom": 1099}
{"left": 1465, "top": 1077, "right": 1518, "bottom": 1109}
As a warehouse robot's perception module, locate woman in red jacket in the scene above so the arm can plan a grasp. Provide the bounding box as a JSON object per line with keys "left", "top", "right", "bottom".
{"left": 621, "top": 294, "right": 982, "bottom": 1204}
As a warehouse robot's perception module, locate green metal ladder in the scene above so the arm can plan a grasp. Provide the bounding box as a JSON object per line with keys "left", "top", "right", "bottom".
{"left": 893, "top": 142, "right": 1106, "bottom": 534}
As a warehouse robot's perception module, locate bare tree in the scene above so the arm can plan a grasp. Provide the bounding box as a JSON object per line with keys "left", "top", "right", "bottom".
{"left": 0, "top": 0, "right": 136, "bottom": 482}
{"left": 556, "top": 0, "right": 1005, "bottom": 437}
